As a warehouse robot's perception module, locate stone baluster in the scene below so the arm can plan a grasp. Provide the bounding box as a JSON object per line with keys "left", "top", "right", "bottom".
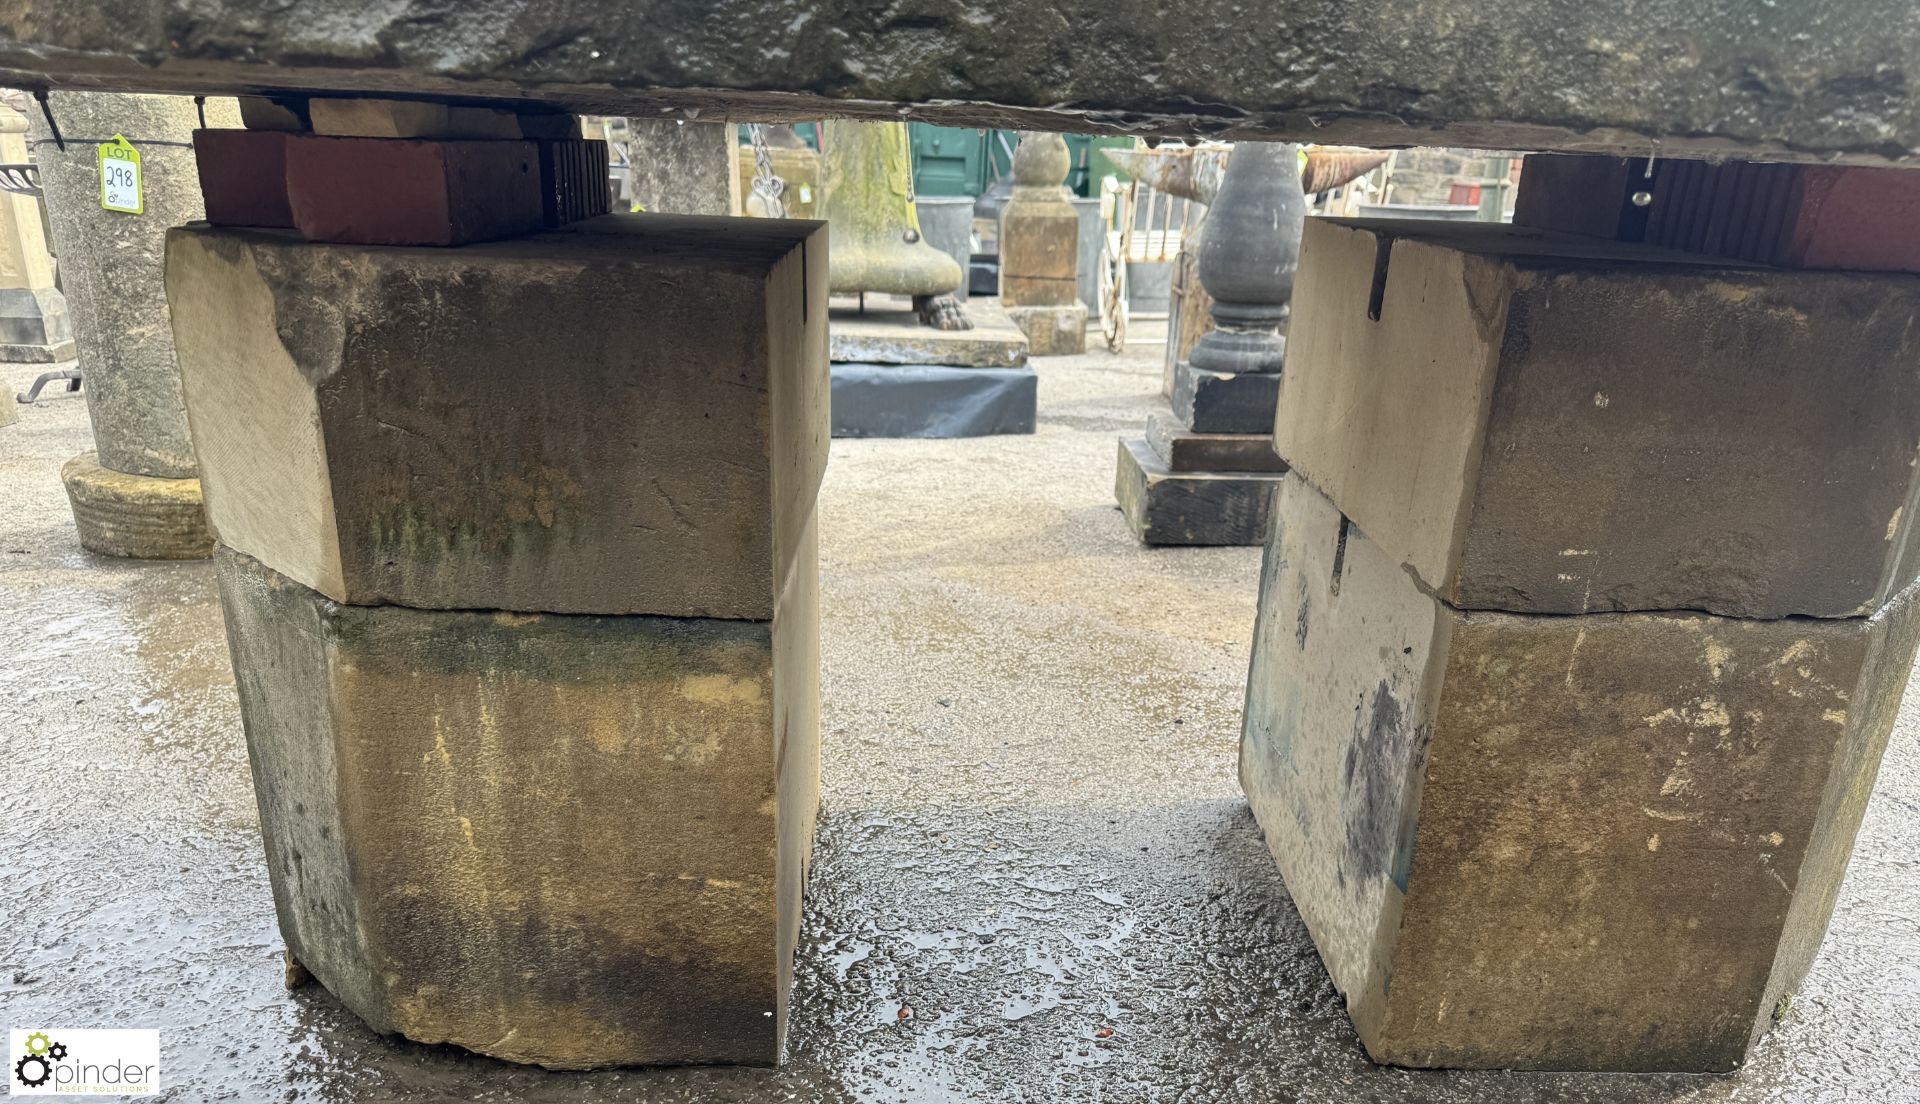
{"left": 1116, "top": 141, "right": 1303, "bottom": 546}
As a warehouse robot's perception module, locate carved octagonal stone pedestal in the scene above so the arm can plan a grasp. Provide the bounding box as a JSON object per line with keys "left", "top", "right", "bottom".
{"left": 1244, "top": 215, "right": 1920, "bottom": 1071}
{"left": 167, "top": 213, "right": 827, "bottom": 1067}
{"left": 1245, "top": 473, "right": 1920, "bottom": 1072}
{"left": 217, "top": 540, "right": 820, "bottom": 1067}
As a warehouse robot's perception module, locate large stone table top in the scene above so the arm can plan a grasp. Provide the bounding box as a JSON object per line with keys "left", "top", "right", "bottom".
{"left": 2, "top": 1, "right": 1916, "bottom": 164}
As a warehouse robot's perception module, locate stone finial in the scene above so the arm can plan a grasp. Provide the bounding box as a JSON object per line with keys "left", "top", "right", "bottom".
{"left": 999, "top": 132, "right": 1087, "bottom": 348}
{"left": 1187, "top": 142, "right": 1305, "bottom": 376}
{"left": 1010, "top": 132, "right": 1072, "bottom": 202}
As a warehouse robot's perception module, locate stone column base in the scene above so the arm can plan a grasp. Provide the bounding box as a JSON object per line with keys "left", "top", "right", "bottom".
{"left": 61, "top": 451, "right": 213, "bottom": 559}
{"left": 0, "top": 287, "right": 77, "bottom": 363}
{"left": 216, "top": 542, "right": 820, "bottom": 1068}
{"left": 1006, "top": 302, "right": 1088, "bottom": 355}
{"left": 1115, "top": 437, "right": 1283, "bottom": 546}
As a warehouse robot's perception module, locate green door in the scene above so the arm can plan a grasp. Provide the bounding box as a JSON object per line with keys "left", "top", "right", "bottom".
{"left": 909, "top": 123, "right": 993, "bottom": 197}
{"left": 1068, "top": 134, "right": 1136, "bottom": 197}
{"left": 898, "top": 125, "right": 1137, "bottom": 199}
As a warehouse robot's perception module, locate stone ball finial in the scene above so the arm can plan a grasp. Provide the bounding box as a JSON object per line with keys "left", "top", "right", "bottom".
{"left": 1011, "top": 132, "right": 1071, "bottom": 192}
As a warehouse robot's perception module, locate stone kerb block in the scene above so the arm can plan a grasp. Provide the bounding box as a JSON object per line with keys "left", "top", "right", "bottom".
{"left": 216, "top": 537, "right": 822, "bottom": 1068}
{"left": 1241, "top": 472, "right": 1920, "bottom": 1071}
{"left": 1003, "top": 301, "right": 1088, "bottom": 355}
{"left": 166, "top": 214, "right": 828, "bottom": 619}
{"left": 1274, "top": 217, "right": 1920, "bottom": 619}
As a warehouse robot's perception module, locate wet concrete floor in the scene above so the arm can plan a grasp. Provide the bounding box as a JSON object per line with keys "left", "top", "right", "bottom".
{"left": 2, "top": 344, "right": 1918, "bottom": 1102}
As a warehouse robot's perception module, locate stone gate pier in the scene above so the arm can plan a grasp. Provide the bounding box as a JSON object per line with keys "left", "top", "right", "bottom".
{"left": 1241, "top": 208, "right": 1920, "bottom": 1071}
{"left": 165, "top": 205, "right": 827, "bottom": 1066}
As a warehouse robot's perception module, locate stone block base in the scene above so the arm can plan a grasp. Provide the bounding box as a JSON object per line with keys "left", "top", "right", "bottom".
{"left": 1241, "top": 472, "right": 1920, "bottom": 1071}
{"left": 167, "top": 215, "right": 827, "bottom": 620}
{"left": 61, "top": 451, "right": 213, "bottom": 559}
{"left": 0, "top": 286, "right": 76, "bottom": 363}
{"left": 1115, "top": 437, "right": 1281, "bottom": 546}
{"left": 1277, "top": 217, "right": 1920, "bottom": 619}
{"left": 216, "top": 539, "right": 821, "bottom": 1068}
{"left": 0, "top": 340, "right": 74, "bottom": 364}
{"left": 1005, "top": 302, "right": 1088, "bottom": 355}
{"left": 830, "top": 364, "right": 1036, "bottom": 438}
{"left": 1171, "top": 361, "right": 1280, "bottom": 434}
{"left": 1146, "top": 412, "right": 1285, "bottom": 473}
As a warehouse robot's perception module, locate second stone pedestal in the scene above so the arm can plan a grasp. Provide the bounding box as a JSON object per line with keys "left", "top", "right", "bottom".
{"left": 167, "top": 213, "right": 827, "bottom": 1067}
{"left": 1245, "top": 215, "right": 1920, "bottom": 1071}
{"left": 1245, "top": 472, "right": 1920, "bottom": 1072}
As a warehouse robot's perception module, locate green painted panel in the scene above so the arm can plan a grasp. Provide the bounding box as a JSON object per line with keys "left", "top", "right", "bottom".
{"left": 910, "top": 122, "right": 993, "bottom": 197}
{"left": 774, "top": 123, "right": 1136, "bottom": 200}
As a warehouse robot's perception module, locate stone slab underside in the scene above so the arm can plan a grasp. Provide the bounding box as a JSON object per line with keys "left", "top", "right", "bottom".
{"left": 5, "top": 2, "right": 1920, "bottom": 162}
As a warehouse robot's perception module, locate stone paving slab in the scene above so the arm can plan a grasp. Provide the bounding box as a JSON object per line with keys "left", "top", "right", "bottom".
{"left": 829, "top": 295, "right": 1029, "bottom": 368}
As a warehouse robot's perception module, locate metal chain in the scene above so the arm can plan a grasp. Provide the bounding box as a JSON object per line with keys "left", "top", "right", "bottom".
{"left": 745, "top": 123, "right": 787, "bottom": 218}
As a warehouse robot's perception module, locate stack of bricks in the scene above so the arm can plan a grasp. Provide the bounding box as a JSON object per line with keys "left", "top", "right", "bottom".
{"left": 1239, "top": 205, "right": 1920, "bottom": 1072}
{"left": 167, "top": 97, "right": 828, "bottom": 1068}
{"left": 192, "top": 95, "right": 609, "bottom": 244}
{"left": 1513, "top": 152, "right": 1920, "bottom": 273}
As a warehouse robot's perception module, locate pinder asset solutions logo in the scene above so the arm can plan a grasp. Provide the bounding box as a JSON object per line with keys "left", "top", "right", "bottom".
{"left": 9, "top": 1029, "right": 158, "bottom": 1095}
